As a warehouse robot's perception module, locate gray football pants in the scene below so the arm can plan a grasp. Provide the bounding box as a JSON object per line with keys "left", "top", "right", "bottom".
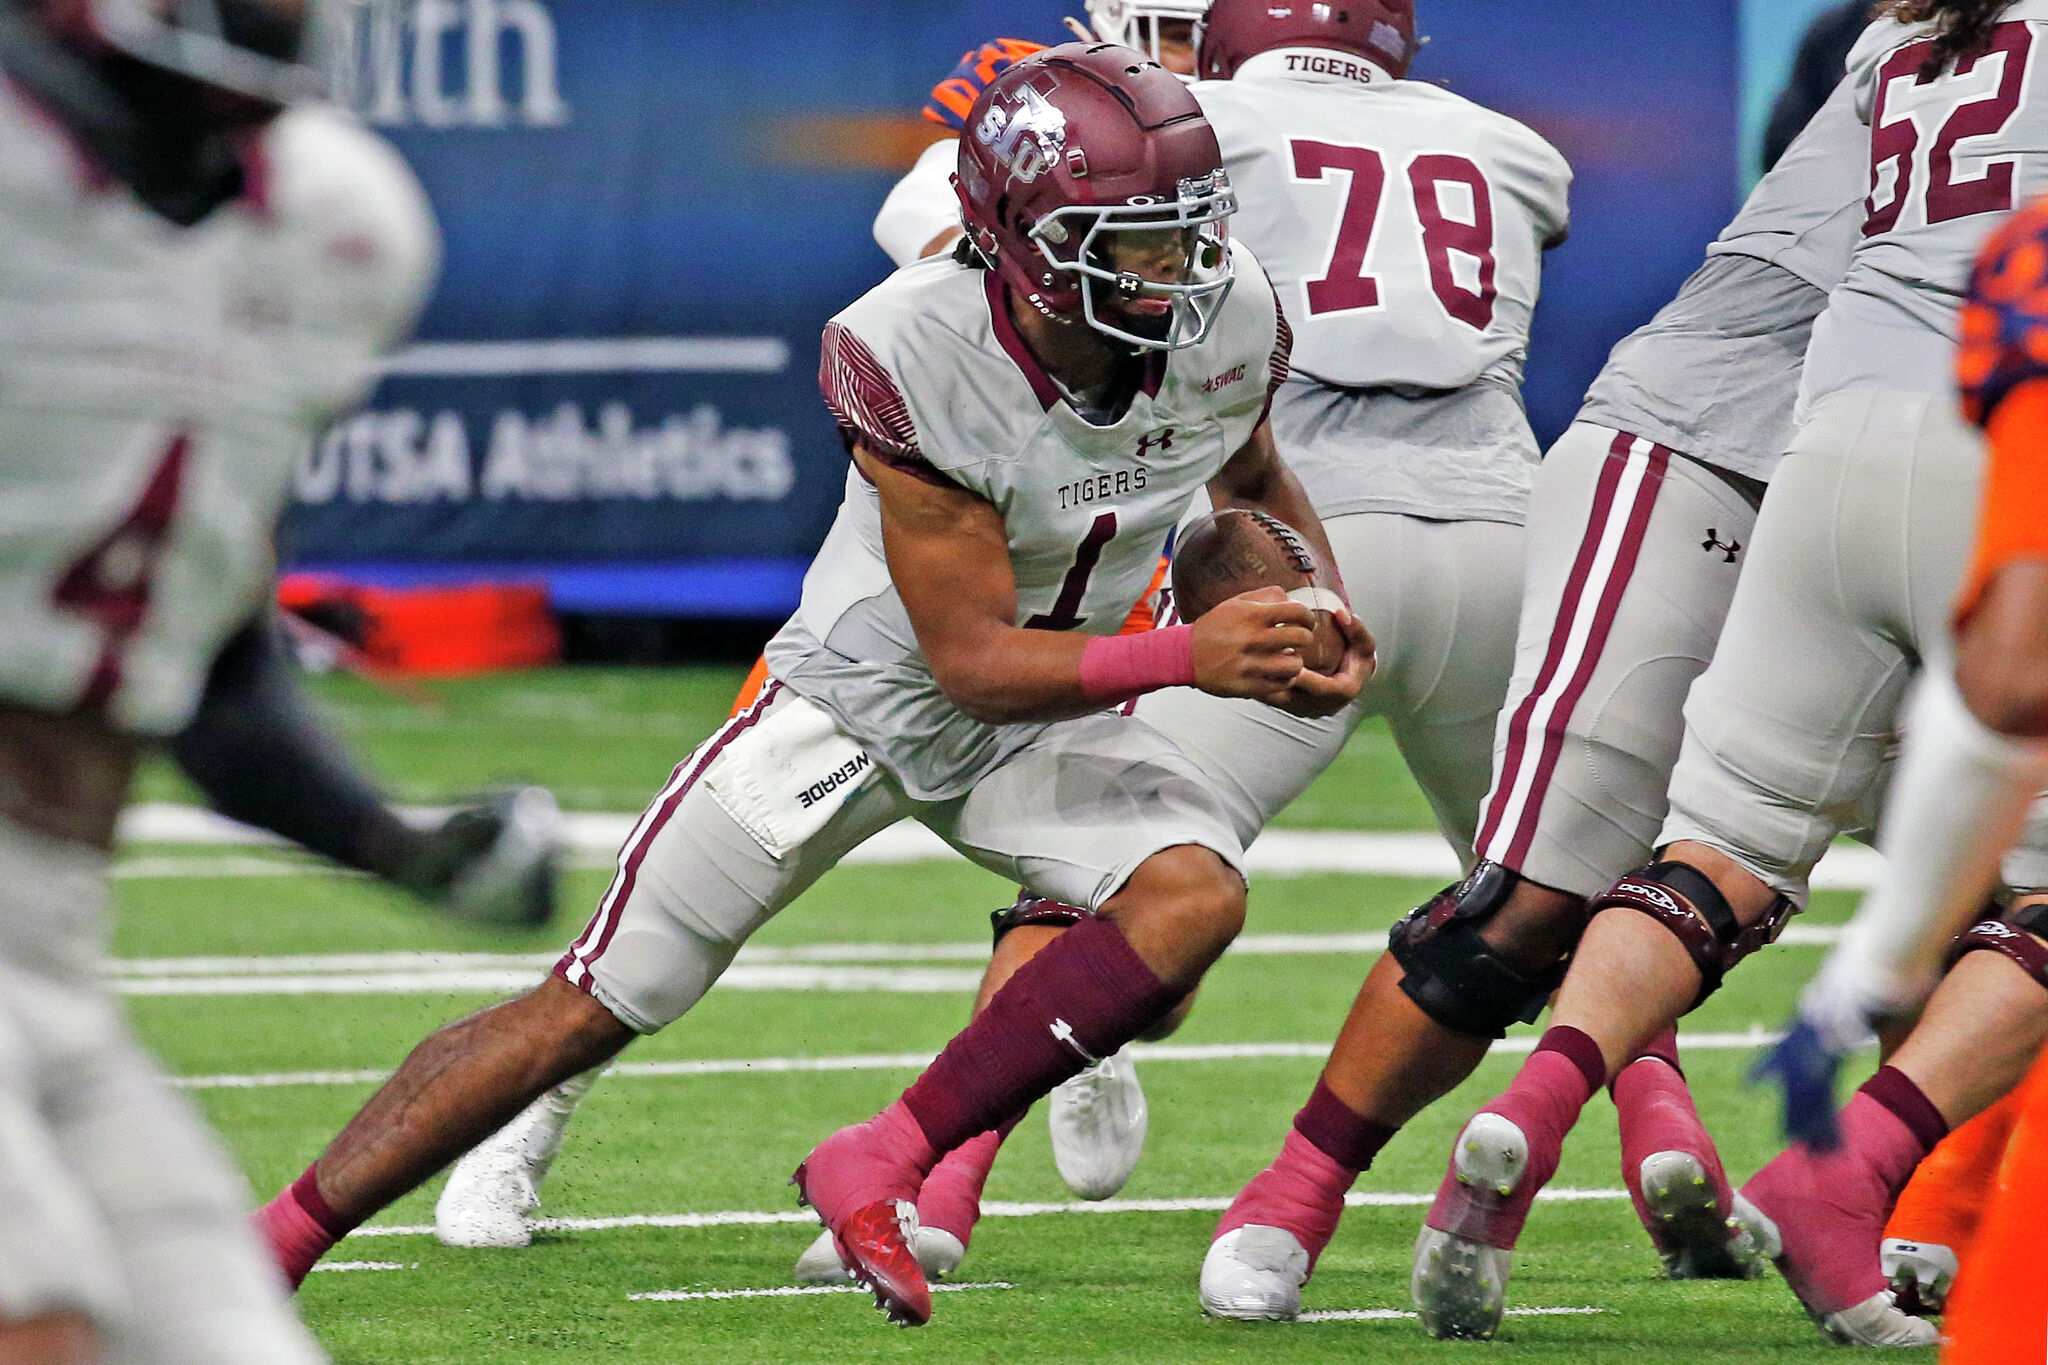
{"left": 1660, "top": 387, "right": 2048, "bottom": 900}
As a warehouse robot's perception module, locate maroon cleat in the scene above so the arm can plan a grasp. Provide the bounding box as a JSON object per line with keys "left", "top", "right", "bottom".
{"left": 792, "top": 1169, "right": 932, "bottom": 1327}
{"left": 791, "top": 1102, "right": 940, "bottom": 1327}
{"left": 1613, "top": 1054, "right": 1767, "bottom": 1279}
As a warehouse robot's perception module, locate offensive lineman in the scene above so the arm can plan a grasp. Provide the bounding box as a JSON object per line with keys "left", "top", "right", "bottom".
{"left": 1421, "top": 0, "right": 2048, "bottom": 1345}
{"left": 1194, "top": 24, "right": 1875, "bottom": 1329}
{"left": 0, "top": 0, "right": 437, "bottom": 1358}
{"left": 254, "top": 47, "right": 1372, "bottom": 1331}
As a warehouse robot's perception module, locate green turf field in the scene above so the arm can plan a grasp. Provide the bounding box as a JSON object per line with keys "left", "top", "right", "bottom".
{"left": 116, "top": 667, "right": 1918, "bottom": 1363}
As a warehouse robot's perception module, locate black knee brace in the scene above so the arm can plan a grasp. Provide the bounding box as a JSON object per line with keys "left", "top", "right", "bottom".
{"left": 1947, "top": 900, "right": 2048, "bottom": 991}
{"left": 1587, "top": 860, "right": 1796, "bottom": 1008}
{"left": 990, "top": 894, "right": 1087, "bottom": 948}
{"left": 1387, "top": 861, "right": 1569, "bottom": 1040}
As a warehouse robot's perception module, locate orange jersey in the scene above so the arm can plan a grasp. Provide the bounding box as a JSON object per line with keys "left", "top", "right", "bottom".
{"left": 922, "top": 39, "right": 1046, "bottom": 130}
{"left": 1958, "top": 198, "right": 2048, "bottom": 619}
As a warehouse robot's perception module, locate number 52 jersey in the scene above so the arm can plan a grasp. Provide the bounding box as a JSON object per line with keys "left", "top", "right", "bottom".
{"left": 1805, "top": 2, "right": 2048, "bottom": 408}
{"left": 763, "top": 243, "right": 1289, "bottom": 804}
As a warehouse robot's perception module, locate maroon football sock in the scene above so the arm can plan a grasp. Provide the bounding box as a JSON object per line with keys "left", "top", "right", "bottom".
{"left": 901, "top": 915, "right": 1182, "bottom": 1154}
{"left": 1294, "top": 1077, "right": 1398, "bottom": 1172}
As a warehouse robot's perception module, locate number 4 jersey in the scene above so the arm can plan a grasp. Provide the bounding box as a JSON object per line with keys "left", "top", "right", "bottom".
{"left": 1189, "top": 48, "right": 1570, "bottom": 523}
{"left": 1803, "top": 4, "right": 2048, "bottom": 411}
{"left": 762, "top": 243, "right": 1288, "bottom": 802}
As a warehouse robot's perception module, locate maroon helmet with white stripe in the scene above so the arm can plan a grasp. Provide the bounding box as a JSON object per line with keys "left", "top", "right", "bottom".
{"left": 954, "top": 42, "right": 1237, "bottom": 352}
{"left": 1194, "top": 0, "right": 1418, "bottom": 81}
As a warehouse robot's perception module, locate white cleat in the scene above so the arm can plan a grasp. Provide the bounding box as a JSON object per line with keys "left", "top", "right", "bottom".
{"left": 1049, "top": 1046, "right": 1148, "bottom": 1200}
{"left": 791, "top": 1225, "right": 966, "bottom": 1285}
{"left": 1412, "top": 1113, "right": 1526, "bottom": 1341}
{"left": 1817, "top": 1289, "right": 1943, "bottom": 1348}
{"left": 1199, "top": 1225, "right": 1309, "bottom": 1321}
{"left": 1638, "top": 1150, "right": 1771, "bottom": 1280}
{"left": 434, "top": 1069, "right": 597, "bottom": 1248}
{"left": 1881, "top": 1237, "right": 1959, "bottom": 1315}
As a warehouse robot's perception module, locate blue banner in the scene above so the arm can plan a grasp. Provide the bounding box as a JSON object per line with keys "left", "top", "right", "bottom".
{"left": 285, "top": 0, "right": 1742, "bottom": 614}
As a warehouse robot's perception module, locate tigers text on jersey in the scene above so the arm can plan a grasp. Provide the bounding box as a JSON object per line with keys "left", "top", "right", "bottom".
{"left": 1582, "top": 78, "right": 1868, "bottom": 482}
{"left": 0, "top": 88, "right": 436, "bottom": 736}
{"left": 1805, "top": 5, "right": 2048, "bottom": 410}
{"left": 762, "top": 242, "right": 1286, "bottom": 802}
{"left": 1191, "top": 50, "right": 1570, "bottom": 393}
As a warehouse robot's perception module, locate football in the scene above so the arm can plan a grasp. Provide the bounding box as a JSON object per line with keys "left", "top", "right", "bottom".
{"left": 1170, "top": 508, "right": 1347, "bottom": 674}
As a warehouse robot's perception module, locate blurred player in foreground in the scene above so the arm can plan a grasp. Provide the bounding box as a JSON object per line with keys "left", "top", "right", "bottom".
{"left": 255, "top": 46, "right": 1371, "bottom": 1329}
{"left": 0, "top": 0, "right": 438, "bottom": 1358}
{"left": 1422, "top": 0, "right": 2048, "bottom": 1345}
{"left": 1756, "top": 198, "right": 2048, "bottom": 1358}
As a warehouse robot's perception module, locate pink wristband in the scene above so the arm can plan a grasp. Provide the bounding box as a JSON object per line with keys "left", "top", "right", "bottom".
{"left": 1078, "top": 625, "right": 1196, "bottom": 703}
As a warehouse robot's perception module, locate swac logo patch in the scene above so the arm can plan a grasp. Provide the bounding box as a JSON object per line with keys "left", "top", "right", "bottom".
{"left": 974, "top": 84, "right": 1067, "bottom": 184}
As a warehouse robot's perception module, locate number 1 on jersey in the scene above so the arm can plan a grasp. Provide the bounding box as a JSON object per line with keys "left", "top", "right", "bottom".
{"left": 1027, "top": 511, "right": 1117, "bottom": 630}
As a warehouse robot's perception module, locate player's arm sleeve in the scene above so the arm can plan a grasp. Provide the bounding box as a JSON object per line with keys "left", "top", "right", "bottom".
{"left": 818, "top": 320, "right": 954, "bottom": 487}
{"left": 873, "top": 139, "right": 963, "bottom": 268}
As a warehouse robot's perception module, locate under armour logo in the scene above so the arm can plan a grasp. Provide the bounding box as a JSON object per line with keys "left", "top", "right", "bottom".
{"left": 1049, "top": 1018, "right": 1099, "bottom": 1065}
{"left": 1136, "top": 427, "right": 1175, "bottom": 460}
{"left": 1702, "top": 529, "right": 1742, "bottom": 563}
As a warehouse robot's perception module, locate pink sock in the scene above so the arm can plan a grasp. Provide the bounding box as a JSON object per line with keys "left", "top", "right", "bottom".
{"left": 916, "top": 1120, "right": 1018, "bottom": 1247}
{"left": 1612, "top": 1031, "right": 1735, "bottom": 1223}
{"left": 1429, "top": 1025, "right": 1604, "bottom": 1249}
{"left": 1741, "top": 1067, "right": 1948, "bottom": 1315}
{"left": 1216, "top": 1129, "right": 1357, "bottom": 1269}
{"left": 253, "top": 1166, "right": 351, "bottom": 1290}
{"left": 901, "top": 915, "right": 1182, "bottom": 1153}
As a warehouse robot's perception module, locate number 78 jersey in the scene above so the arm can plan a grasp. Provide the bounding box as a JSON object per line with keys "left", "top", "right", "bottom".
{"left": 1191, "top": 63, "right": 1570, "bottom": 391}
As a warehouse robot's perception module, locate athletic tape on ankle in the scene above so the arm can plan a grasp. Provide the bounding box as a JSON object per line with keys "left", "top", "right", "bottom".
{"left": 1536, "top": 1025, "right": 1608, "bottom": 1096}
{"left": 1293, "top": 1078, "right": 1396, "bottom": 1173}
{"left": 1078, "top": 625, "right": 1196, "bottom": 703}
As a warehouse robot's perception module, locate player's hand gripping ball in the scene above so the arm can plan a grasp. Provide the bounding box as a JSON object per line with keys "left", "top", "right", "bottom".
{"left": 1171, "top": 508, "right": 1348, "bottom": 673}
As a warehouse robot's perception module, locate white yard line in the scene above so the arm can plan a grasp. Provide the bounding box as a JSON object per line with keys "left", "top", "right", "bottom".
{"left": 108, "top": 929, "right": 1841, "bottom": 995}
{"left": 308, "top": 1261, "right": 416, "bottom": 1273}
{"left": 348, "top": 1189, "right": 1633, "bottom": 1241}
{"left": 629, "top": 1281, "right": 1013, "bottom": 1303}
{"left": 1300, "top": 1307, "right": 1603, "bottom": 1323}
{"left": 114, "top": 804, "right": 1892, "bottom": 889}
{"left": 173, "top": 1030, "right": 1787, "bottom": 1092}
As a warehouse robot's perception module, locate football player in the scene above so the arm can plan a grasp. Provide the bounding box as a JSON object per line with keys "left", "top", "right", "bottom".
{"left": 1198, "top": 21, "right": 1872, "bottom": 1332}
{"left": 1753, "top": 193, "right": 2048, "bottom": 1335}
{"left": 431, "top": 19, "right": 1212, "bottom": 1262}
{"left": 808, "top": 0, "right": 1570, "bottom": 1292}
{"left": 253, "top": 46, "right": 1371, "bottom": 1330}
{"left": 1419, "top": 0, "right": 2048, "bottom": 1345}
{"left": 0, "top": 0, "right": 436, "bottom": 1359}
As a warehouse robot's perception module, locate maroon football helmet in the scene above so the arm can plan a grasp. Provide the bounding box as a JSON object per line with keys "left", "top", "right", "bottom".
{"left": 954, "top": 42, "right": 1237, "bottom": 352}
{"left": 1195, "top": 0, "right": 1418, "bottom": 82}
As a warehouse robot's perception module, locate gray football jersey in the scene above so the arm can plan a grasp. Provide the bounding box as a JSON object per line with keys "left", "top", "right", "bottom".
{"left": 1579, "top": 78, "right": 1867, "bottom": 481}
{"left": 1190, "top": 52, "right": 1569, "bottom": 524}
{"left": 1805, "top": 5, "right": 2048, "bottom": 410}
{"left": 764, "top": 244, "right": 1287, "bottom": 801}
